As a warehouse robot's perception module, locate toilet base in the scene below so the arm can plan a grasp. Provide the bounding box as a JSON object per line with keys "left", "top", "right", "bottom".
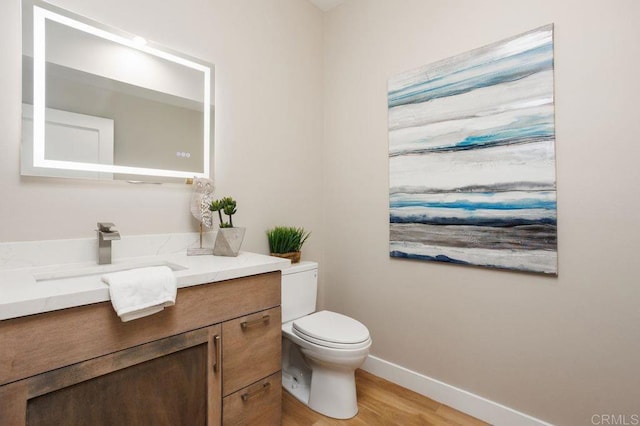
{"left": 306, "top": 361, "right": 358, "bottom": 419}
{"left": 282, "top": 336, "right": 363, "bottom": 420}
{"left": 281, "top": 366, "right": 358, "bottom": 420}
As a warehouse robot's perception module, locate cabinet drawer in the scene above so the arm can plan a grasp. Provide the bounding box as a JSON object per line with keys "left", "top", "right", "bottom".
{"left": 222, "top": 372, "right": 281, "bottom": 426}
{"left": 222, "top": 306, "right": 281, "bottom": 396}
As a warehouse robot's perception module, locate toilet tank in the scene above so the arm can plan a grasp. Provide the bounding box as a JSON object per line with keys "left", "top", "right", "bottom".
{"left": 281, "top": 261, "right": 318, "bottom": 323}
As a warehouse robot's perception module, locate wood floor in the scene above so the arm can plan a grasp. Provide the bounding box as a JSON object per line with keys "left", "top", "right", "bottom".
{"left": 282, "top": 369, "right": 489, "bottom": 426}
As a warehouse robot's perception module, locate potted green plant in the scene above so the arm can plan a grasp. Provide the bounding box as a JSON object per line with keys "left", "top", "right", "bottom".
{"left": 209, "top": 197, "right": 245, "bottom": 256}
{"left": 266, "top": 226, "right": 310, "bottom": 263}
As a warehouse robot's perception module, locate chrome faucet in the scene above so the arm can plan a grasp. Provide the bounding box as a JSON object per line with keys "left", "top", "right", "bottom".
{"left": 97, "top": 222, "right": 121, "bottom": 265}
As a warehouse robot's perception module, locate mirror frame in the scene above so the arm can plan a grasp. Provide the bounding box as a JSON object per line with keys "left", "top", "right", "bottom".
{"left": 24, "top": 0, "right": 212, "bottom": 180}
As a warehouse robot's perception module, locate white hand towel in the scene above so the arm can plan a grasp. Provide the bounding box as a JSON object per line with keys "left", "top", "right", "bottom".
{"left": 101, "top": 266, "right": 177, "bottom": 322}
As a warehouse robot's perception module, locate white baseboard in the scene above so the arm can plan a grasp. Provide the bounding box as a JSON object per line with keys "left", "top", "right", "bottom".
{"left": 361, "top": 355, "right": 553, "bottom": 426}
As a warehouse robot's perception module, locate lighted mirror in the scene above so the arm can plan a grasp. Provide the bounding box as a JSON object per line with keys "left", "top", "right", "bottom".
{"left": 21, "top": 0, "right": 213, "bottom": 181}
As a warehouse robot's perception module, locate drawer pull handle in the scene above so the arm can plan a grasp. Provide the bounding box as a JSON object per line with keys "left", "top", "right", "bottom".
{"left": 241, "top": 315, "right": 270, "bottom": 330}
{"left": 241, "top": 382, "right": 271, "bottom": 401}
{"left": 213, "top": 334, "right": 221, "bottom": 372}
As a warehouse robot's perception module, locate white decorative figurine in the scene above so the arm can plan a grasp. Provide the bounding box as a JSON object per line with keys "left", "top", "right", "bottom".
{"left": 188, "top": 177, "right": 215, "bottom": 255}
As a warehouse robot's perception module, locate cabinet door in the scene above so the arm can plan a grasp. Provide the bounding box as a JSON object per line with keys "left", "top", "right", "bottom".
{"left": 1, "top": 325, "right": 222, "bottom": 426}
{"left": 222, "top": 306, "right": 282, "bottom": 396}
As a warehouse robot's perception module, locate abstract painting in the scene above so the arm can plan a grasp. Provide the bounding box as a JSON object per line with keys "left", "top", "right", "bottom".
{"left": 388, "top": 25, "right": 557, "bottom": 274}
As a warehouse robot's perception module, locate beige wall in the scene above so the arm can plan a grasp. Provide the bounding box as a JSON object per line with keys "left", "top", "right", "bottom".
{"left": 3, "top": 0, "right": 640, "bottom": 424}
{"left": 322, "top": 0, "right": 640, "bottom": 424}
{"left": 0, "top": 0, "right": 324, "bottom": 263}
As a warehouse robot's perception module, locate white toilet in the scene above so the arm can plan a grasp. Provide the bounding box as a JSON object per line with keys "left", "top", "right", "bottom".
{"left": 281, "top": 261, "right": 371, "bottom": 419}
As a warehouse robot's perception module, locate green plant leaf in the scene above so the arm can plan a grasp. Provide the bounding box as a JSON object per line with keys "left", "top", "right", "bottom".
{"left": 211, "top": 196, "right": 238, "bottom": 227}
{"left": 266, "top": 226, "right": 311, "bottom": 253}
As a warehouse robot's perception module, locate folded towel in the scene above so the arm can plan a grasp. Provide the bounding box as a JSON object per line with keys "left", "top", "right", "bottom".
{"left": 101, "top": 266, "right": 177, "bottom": 322}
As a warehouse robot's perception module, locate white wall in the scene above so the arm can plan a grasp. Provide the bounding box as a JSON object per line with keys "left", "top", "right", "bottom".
{"left": 0, "top": 0, "right": 324, "bottom": 264}
{"left": 322, "top": 0, "right": 640, "bottom": 424}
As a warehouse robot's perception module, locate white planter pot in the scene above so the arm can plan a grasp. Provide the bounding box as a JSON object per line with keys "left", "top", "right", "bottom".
{"left": 213, "top": 227, "right": 245, "bottom": 257}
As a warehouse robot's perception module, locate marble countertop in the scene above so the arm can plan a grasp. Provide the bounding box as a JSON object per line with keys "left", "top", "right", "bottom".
{"left": 0, "top": 251, "right": 290, "bottom": 321}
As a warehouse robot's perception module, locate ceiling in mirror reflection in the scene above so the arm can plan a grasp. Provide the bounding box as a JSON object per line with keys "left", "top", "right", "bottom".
{"left": 21, "top": 0, "right": 213, "bottom": 182}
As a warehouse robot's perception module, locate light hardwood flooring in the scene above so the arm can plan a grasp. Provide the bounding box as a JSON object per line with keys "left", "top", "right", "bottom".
{"left": 282, "top": 369, "right": 489, "bottom": 426}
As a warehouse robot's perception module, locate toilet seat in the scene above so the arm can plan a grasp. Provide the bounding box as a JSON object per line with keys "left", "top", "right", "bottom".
{"left": 292, "top": 310, "right": 370, "bottom": 350}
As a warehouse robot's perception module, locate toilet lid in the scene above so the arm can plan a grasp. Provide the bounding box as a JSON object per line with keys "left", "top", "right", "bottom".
{"left": 292, "top": 310, "right": 370, "bottom": 349}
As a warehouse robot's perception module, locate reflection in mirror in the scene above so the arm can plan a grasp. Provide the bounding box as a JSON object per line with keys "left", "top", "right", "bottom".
{"left": 21, "top": 0, "right": 213, "bottom": 182}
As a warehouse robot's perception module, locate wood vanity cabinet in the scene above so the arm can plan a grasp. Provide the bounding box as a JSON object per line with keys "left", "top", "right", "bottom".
{"left": 0, "top": 271, "right": 282, "bottom": 425}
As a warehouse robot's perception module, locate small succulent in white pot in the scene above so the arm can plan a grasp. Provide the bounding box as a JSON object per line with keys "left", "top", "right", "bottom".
{"left": 209, "top": 197, "right": 244, "bottom": 256}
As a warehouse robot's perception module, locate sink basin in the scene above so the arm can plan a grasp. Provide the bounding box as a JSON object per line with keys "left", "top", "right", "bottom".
{"left": 33, "top": 260, "right": 187, "bottom": 282}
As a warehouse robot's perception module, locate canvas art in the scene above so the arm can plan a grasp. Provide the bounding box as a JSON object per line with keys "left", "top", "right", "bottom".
{"left": 388, "top": 24, "right": 557, "bottom": 274}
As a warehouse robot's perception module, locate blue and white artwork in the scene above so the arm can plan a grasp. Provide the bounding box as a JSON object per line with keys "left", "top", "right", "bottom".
{"left": 388, "top": 25, "right": 557, "bottom": 274}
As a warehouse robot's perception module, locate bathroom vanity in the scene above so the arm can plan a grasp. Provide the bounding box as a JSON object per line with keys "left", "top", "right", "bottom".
{"left": 0, "top": 242, "right": 289, "bottom": 425}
